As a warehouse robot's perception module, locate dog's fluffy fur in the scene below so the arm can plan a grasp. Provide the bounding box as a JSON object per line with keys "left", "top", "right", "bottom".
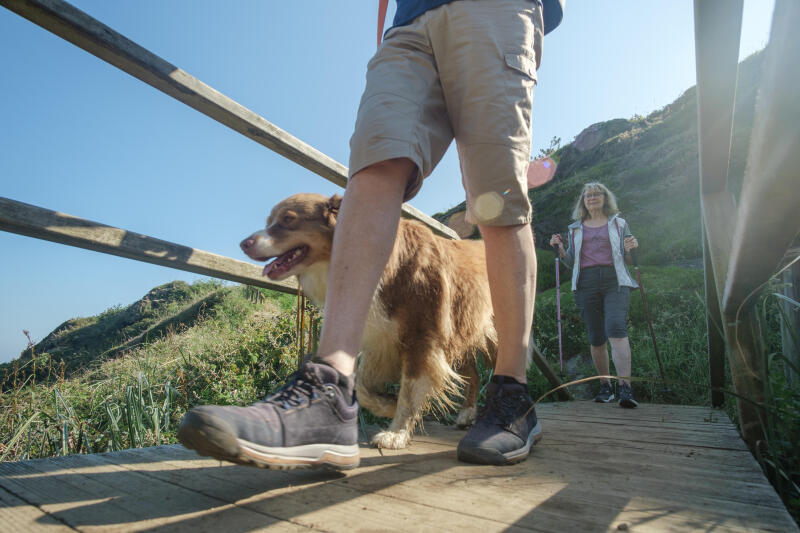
{"left": 241, "top": 193, "right": 497, "bottom": 449}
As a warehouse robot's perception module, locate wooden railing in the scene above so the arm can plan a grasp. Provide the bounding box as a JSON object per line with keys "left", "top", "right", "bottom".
{"left": 694, "top": 0, "right": 800, "bottom": 448}
{"left": 0, "top": 0, "right": 569, "bottom": 395}
{"left": 0, "top": 0, "right": 457, "bottom": 240}
{"left": 0, "top": 0, "right": 457, "bottom": 286}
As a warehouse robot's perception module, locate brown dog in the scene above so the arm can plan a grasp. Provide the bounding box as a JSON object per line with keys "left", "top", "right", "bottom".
{"left": 240, "top": 193, "right": 497, "bottom": 449}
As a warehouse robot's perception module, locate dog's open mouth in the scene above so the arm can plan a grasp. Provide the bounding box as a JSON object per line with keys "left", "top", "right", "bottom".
{"left": 262, "top": 245, "right": 309, "bottom": 279}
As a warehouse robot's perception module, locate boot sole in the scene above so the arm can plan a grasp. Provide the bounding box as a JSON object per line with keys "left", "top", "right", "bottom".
{"left": 594, "top": 395, "right": 615, "bottom": 403}
{"left": 457, "top": 421, "right": 543, "bottom": 466}
{"left": 177, "top": 410, "right": 360, "bottom": 471}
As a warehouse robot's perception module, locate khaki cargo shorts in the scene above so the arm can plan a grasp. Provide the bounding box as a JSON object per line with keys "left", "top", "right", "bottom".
{"left": 349, "top": 0, "right": 544, "bottom": 226}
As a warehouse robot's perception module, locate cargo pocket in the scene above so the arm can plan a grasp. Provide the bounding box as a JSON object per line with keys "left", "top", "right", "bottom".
{"left": 501, "top": 52, "right": 538, "bottom": 145}
{"left": 504, "top": 53, "right": 538, "bottom": 85}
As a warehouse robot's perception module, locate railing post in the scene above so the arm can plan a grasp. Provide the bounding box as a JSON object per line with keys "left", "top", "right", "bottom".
{"left": 694, "top": 0, "right": 765, "bottom": 447}
{"left": 704, "top": 227, "right": 725, "bottom": 407}
{"left": 780, "top": 260, "right": 800, "bottom": 386}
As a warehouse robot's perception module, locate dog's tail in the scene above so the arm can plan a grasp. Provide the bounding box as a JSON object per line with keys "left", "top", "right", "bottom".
{"left": 424, "top": 355, "right": 467, "bottom": 418}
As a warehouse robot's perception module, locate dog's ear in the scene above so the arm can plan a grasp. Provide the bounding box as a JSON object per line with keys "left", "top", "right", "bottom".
{"left": 324, "top": 194, "right": 343, "bottom": 228}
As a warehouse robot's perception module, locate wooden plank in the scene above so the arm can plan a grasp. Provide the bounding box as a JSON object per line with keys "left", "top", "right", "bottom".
{"left": 722, "top": 0, "right": 800, "bottom": 315}
{"left": 0, "top": 484, "right": 75, "bottom": 532}
{"left": 345, "top": 459, "right": 788, "bottom": 532}
{"left": 0, "top": 0, "right": 458, "bottom": 240}
{"left": 89, "top": 447, "right": 533, "bottom": 533}
{"left": 0, "top": 453, "right": 308, "bottom": 532}
{"left": 0, "top": 196, "right": 298, "bottom": 295}
{"left": 536, "top": 402, "right": 738, "bottom": 425}
{"left": 1, "top": 403, "right": 796, "bottom": 532}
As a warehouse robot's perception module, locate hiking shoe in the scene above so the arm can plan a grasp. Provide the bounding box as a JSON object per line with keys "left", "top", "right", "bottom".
{"left": 457, "top": 377, "right": 542, "bottom": 465}
{"left": 177, "top": 359, "right": 360, "bottom": 470}
{"left": 618, "top": 382, "right": 639, "bottom": 408}
{"left": 594, "top": 381, "right": 615, "bottom": 403}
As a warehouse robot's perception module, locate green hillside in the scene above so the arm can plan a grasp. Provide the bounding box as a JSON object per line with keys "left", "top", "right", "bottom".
{"left": 435, "top": 51, "right": 764, "bottom": 271}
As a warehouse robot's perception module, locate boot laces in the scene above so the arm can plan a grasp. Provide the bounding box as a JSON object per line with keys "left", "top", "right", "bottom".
{"left": 264, "top": 366, "right": 321, "bottom": 410}
{"left": 480, "top": 388, "right": 523, "bottom": 426}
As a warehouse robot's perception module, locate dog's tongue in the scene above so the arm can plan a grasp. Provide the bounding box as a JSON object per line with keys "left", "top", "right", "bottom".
{"left": 260, "top": 246, "right": 307, "bottom": 280}
{"left": 262, "top": 253, "right": 291, "bottom": 279}
{"left": 262, "top": 261, "right": 280, "bottom": 279}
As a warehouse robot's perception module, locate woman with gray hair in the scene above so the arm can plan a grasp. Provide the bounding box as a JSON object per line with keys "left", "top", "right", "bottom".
{"left": 549, "top": 182, "right": 640, "bottom": 407}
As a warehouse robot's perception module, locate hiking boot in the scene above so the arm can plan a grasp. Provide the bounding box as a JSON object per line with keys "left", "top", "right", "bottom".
{"left": 177, "top": 359, "right": 360, "bottom": 470}
{"left": 457, "top": 376, "right": 542, "bottom": 465}
{"left": 618, "top": 382, "right": 639, "bottom": 408}
{"left": 593, "top": 381, "right": 615, "bottom": 403}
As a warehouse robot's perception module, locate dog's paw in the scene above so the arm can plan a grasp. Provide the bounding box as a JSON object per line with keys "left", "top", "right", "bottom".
{"left": 455, "top": 406, "right": 477, "bottom": 429}
{"left": 371, "top": 429, "right": 411, "bottom": 449}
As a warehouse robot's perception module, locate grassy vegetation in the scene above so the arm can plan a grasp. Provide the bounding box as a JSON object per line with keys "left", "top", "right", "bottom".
{"left": 0, "top": 282, "right": 300, "bottom": 461}
{"left": 1, "top": 265, "right": 798, "bottom": 523}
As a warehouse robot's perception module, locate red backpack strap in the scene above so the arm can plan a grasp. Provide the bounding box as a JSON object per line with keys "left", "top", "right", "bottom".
{"left": 378, "top": 0, "right": 389, "bottom": 47}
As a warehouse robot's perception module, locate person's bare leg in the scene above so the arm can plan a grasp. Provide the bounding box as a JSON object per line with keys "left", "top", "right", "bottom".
{"left": 608, "top": 337, "right": 632, "bottom": 386}
{"left": 590, "top": 343, "right": 612, "bottom": 384}
{"left": 478, "top": 223, "right": 536, "bottom": 383}
{"left": 316, "top": 158, "right": 415, "bottom": 376}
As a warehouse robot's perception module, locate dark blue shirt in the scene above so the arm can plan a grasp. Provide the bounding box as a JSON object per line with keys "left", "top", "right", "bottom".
{"left": 392, "top": 0, "right": 563, "bottom": 35}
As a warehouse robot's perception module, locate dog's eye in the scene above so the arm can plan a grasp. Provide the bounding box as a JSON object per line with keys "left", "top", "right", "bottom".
{"left": 281, "top": 213, "right": 297, "bottom": 226}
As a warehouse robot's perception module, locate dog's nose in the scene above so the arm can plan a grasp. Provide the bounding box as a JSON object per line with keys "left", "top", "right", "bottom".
{"left": 240, "top": 237, "right": 255, "bottom": 252}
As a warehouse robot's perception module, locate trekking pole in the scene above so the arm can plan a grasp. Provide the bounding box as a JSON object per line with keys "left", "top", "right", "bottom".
{"left": 630, "top": 249, "right": 669, "bottom": 393}
{"left": 553, "top": 243, "right": 565, "bottom": 379}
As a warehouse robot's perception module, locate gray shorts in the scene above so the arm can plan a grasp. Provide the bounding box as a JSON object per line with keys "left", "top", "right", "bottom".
{"left": 574, "top": 266, "right": 631, "bottom": 346}
{"left": 349, "top": 0, "right": 544, "bottom": 226}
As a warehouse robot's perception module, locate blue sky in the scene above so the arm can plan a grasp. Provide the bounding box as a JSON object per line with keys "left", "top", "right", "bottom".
{"left": 0, "top": 0, "right": 774, "bottom": 362}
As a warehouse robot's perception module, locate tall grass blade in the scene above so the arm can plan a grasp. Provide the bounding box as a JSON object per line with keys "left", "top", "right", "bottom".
{"left": 0, "top": 412, "right": 40, "bottom": 462}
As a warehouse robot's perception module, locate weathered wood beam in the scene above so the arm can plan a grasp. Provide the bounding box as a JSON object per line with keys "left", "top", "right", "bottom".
{"left": 694, "top": 0, "right": 764, "bottom": 448}
{"left": 0, "top": 197, "right": 298, "bottom": 295}
{"left": 780, "top": 260, "right": 800, "bottom": 386}
{"left": 0, "top": 0, "right": 458, "bottom": 240}
{"left": 530, "top": 342, "right": 571, "bottom": 402}
{"left": 722, "top": 0, "right": 800, "bottom": 316}
{"left": 701, "top": 190, "right": 737, "bottom": 297}
{"left": 693, "top": 0, "right": 742, "bottom": 196}
{"left": 703, "top": 226, "right": 725, "bottom": 407}
{"left": 694, "top": 0, "right": 742, "bottom": 302}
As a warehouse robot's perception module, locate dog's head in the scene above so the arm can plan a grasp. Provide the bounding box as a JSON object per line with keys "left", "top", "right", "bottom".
{"left": 240, "top": 193, "right": 342, "bottom": 280}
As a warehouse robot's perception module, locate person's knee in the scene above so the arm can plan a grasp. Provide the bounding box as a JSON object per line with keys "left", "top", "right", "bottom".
{"left": 605, "top": 318, "right": 628, "bottom": 339}
{"left": 589, "top": 332, "right": 607, "bottom": 346}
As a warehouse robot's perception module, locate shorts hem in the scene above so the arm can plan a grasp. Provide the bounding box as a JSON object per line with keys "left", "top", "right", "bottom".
{"left": 348, "top": 139, "right": 424, "bottom": 200}
{"left": 473, "top": 215, "right": 532, "bottom": 227}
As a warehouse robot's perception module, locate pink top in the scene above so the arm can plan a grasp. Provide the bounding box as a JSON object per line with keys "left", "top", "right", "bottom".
{"left": 580, "top": 224, "right": 613, "bottom": 268}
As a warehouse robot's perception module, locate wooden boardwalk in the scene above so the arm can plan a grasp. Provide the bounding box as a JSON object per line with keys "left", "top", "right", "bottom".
{"left": 1, "top": 401, "right": 796, "bottom": 532}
